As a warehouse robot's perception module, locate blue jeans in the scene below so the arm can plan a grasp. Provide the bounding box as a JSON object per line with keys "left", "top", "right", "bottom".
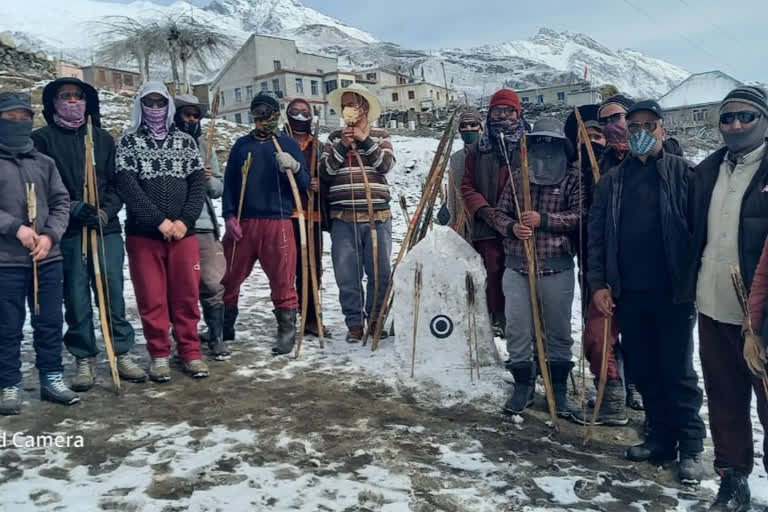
{"left": 0, "top": 262, "right": 64, "bottom": 387}
{"left": 331, "top": 218, "right": 392, "bottom": 327}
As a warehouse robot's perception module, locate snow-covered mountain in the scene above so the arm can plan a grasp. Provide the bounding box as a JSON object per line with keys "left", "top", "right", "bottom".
{"left": 1, "top": 0, "right": 689, "bottom": 98}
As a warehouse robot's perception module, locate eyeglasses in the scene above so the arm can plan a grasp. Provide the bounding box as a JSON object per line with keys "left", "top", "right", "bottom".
{"left": 627, "top": 121, "right": 659, "bottom": 134}
{"left": 251, "top": 106, "right": 276, "bottom": 119}
{"left": 288, "top": 108, "right": 310, "bottom": 117}
{"left": 489, "top": 106, "right": 517, "bottom": 118}
{"left": 57, "top": 90, "right": 84, "bottom": 101}
{"left": 531, "top": 135, "right": 558, "bottom": 144}
{"left": 599, "top": 112, "right": 625, "bottom": 125}
{"left": 459, "top": 122, "right": 480, "bottom": 129}
{"left": 719, "top": 111, "right": 762, "bottom": 125}
{"left": 180, "top": 109, "right": 201, "bottom": 120}
{"left": 141, "top": 97, "right": 168, "bottom": 108}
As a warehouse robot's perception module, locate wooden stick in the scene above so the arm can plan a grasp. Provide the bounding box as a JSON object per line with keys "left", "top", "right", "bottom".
{"left": 230, "top": 152, "right": 252, "bottom": 269}
{"left": 730, "top": 264, "right": 768, "bottom": 395}
{"left": 306, "top": 120, "right": 324, "bottom": 348}
{"left": 25, "top": 183, "right": 39, "bottom": 315}
{"left": 573, "top": 106, "right": 601, "bottom": 184}
{"left": 272, "top": 137, "right": 309, "bottom": 358}
{"left": 204, "top": 86, "right": 221, "bottom": 167}
{"left": 465, "top": 272, "right": 478, "bottom": 381}
{"left": 585, "top": 315, "right": 611, "bottom": 443}
{"left": 398, "top": 194, "right": 410, "bottom": 224}
{"left": 411, "top": 263, "right": 422, "bottom": 378}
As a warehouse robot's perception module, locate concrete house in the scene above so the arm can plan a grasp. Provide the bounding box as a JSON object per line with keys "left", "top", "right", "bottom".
{"left": 358, "top": 67, "right": 457, "bottom": 112}
{"left": 658, "top": 71, "right": 743, "bottom": 131}
{"left": 516, "top": 81, "right": 603, "bottom": 107}
{"left": 81, "top": 65, "right": 139, "bottom": 95}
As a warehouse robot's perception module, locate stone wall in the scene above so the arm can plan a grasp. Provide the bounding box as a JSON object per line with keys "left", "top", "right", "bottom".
{"left": 0, "top": 33, "right": 55, "bottom": 78}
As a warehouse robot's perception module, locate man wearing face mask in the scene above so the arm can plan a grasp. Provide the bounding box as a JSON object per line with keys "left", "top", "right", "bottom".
{"left": 319, "top": 84, "right": 394, "bottom": 343}
{"left": 115, "top": 82, "right": 208, "bottom": 382}
{"left": 597, "top": 95, "right": 634, "bottom": 172}
{"left": 283, "top": 98, "right": 329, "bottom": 338}
{"left": 171, "top": 94, "right": 229, "bottom": 361}
{"left": 31, "top": 77, "right": 146, "bottom": 392}
{"left": 0, "top": 91, "right": 78, "bottom": 415}
{"left": 691, "top": 86, "right": 768, "bottom": 511}
{"left": 446, "top": 110, "right": 483, "bottom": 234}
{"left": 588, "top": 100, "right": 705, "bottom": 484}
{"left": 461, "top": 89, "right": 526, "bottom": 338}
{"left": 490, "top": 119, "right": 584, "bottom": 416}
{"left": 221, "top": 92, "right": 310, "bottom": 355}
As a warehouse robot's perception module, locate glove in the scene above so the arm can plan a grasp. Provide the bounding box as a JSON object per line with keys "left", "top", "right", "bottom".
{"left": 71, "top": 201, "right": 98, "bottom": 225}
{"left": 276, "top": 152, "right": 300, "bottom": 174}
{"left": 225, "top": 217, "right": 243, "bottom": 242}
{"left": 743, "top": 331, "right": 767, "bottom": 377}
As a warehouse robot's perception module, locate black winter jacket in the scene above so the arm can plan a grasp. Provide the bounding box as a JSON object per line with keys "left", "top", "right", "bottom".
{"left": 587, "top": 150, "right": 695, "bottom": 304}
{"left": 689, "top": 142, "right": 768, "bottom": 296}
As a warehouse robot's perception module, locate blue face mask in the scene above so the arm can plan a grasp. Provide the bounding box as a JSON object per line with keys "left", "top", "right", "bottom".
{"left": 628, "top": 129, "right": 659, "bottom": 156}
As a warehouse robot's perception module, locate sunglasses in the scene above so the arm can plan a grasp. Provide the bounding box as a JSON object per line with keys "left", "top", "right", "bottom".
{"left": 251, "top": 107, "right": 276, "bottom": 119}
{"left": 180, "top": 109, "right": 201, "bottom": 120}
{"left": 141, "top": 97, "right": 168, "bottom": 108}
{"left": 288, "top": 108, "right": 310, "bottom": 117}
{"left": 459, "top": 122, "right": 480, "bottom": 129}
{"left": 627, "top": 121, "right": 659, "bottom": 134}
{"left": 57, "top": 91, "right": 84, "bottom": 101}
{"left": 490, "top": 106, "right": 517, "bottom": 118}
{"left": 599, "top": 112, "right": 625, "bottom": 125}
{"left": 719, "top": 111, "right": 762, "bottom": 125}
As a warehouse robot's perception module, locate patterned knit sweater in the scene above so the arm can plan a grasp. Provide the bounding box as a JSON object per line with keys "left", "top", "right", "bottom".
{"left": 319, "top": 127, "right": 395, "bottom": 214}
{"left": 115, "top": 125, "right": 206, "bottom": 240}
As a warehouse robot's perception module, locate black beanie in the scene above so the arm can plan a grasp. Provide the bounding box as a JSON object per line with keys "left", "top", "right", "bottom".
{"left": 720, "top": 86, "right": 768, "bottom": 118}
{"left": 250, "top": 91, "right": 279, "bottom": 112}
{"left": 598, "top": 94, "right": 634, "bottom": 117}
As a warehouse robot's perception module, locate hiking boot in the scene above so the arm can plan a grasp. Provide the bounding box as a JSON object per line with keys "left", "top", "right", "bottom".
{"left": 203, "top": 304, "right": 231, "bottom": 361}
{"left": 149, "top": 357, "right": 171, "bottom": 383}
{"left": 40, "top": 372, "right": 80, "bottom": 406}
{"left": 503, "top": 361, "right": 535, "bottom": 415}
{"left": 491, "top": 311, "right": 506, "bottom": 338}
{"left": 626, "top": 439, "right": 677, "bottom": 463}
{"left": 117, "top": 354, "right": 148, "bottom": 382}
{"left": 346, "top": 325, "right": 364, "bottom": 343}
{"left": 710, "top": 468, "right": 751, "bottom": 512}
{"left": 223, "top": 306, "right": 238, "bottom": 341}
{"left": 272, "top": 309, "right": 297, "bottom": 355}
{"left": 679, "top": 453, "right": 704, "bottom": 485}
{"left": 0, "top": 384, "right": 22, "bottom": 415}
{"left": 571, "top": 379, "right": 629, "bottom": 426}
{"left": 71, "top": 357, "right": 95, "bottom": 392}
{"left": 626, "top": 383, "right": 644, "bottom": 410}
{"left": 550, "top": 361, "right": 574, "bottom": 418}
{"left": 182, "top": 359, "right": 209, "bottom": 379}
{"left": 305, "top": 319, "right": 331, "bottom": 338}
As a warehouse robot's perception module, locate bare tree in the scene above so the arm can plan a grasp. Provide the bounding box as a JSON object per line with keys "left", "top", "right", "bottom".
{"left": 92, "top": 16, "right": 160, "bottom": 83}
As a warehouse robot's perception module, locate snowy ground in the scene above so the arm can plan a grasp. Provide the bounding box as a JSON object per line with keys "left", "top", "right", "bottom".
{"left": 0, "top": 124, "right": 766, "bottom": 510}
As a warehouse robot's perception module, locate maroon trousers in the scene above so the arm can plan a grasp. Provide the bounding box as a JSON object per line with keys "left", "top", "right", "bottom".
{"left": 126, "top": 235, "right": 202, "bottom": 362}
{"left": 583, "top": 300, "right": 621, "bottom": 380}
{"left": 473, "top": 238, "right": 505, "bottom": 315}
{"left": 699, "top": 313, "right": 768, "bottom": 474}
{"left": 222, "top": 218, "right": 298, "bottom": 311}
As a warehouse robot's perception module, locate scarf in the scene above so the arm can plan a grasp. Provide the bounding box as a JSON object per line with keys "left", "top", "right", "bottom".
{"left": 0, "top": 118, "right": 34, "bottom": 155}
{"left": 528, "top": 140, "right": 568, "bottom": 185}
{"left": 141, "top": 105, "right": 169, "bottom": 140}
{"left": 288, "top": 112, "right": 312, "bottom": 134}
{"left": 251, "top": 118, "right": 279, "bottom": 139}
{"left": 178, "top": 119, "right": 201, "bottom": 140}
{"left": 722, "top": 116, "right": 768, "bottom": 158}
{"left": 479, "top": 118, "right": 525, "bottom": 158}
{"left": 53, "top": 99, "right": 86, "bottom": 129}
{"left": 603, "top": 121, "right": 628, "bottom": 146}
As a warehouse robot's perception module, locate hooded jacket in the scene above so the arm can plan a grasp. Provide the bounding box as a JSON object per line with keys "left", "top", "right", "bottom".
{"left": 115, "top": 82, "right": 205, "bottom": 240}
{"left": 31, "top": 77, "right": 123, "bottom": 237}
{"left": 0, "top": 147, "right": 70, "bottom": 267}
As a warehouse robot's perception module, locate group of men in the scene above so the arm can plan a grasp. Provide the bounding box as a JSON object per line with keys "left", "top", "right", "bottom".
{"left": 451, "top": 85, "right": 768, "bottom": 509}
{"left": 1, "top": 70, "right": 767, "bottom": 510}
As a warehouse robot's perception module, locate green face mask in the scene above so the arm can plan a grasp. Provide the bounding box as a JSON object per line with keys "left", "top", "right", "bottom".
{"left": 460, "top": 130, "right": 480, "bottom": 144}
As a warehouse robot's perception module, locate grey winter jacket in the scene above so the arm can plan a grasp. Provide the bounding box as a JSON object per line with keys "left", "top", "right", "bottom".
{"left": 194, "top": 138, "right": 223, "bottom": 239}
{"left": 0, "top": 148, "right": 70, "bottom": 267}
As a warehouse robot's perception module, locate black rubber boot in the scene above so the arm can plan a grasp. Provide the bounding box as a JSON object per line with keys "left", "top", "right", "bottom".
{"left": 626, "top": 439, "right": 677, "bottom": 463}
{"left": 203, "top": 304, "right": 231, "bottom": 361}
{"left": 503, "top": 361, "right": 535, "bottom": 415}
{"left": 549, "top": 361, "right": 574, "bottom": 418}
{"left": 272, "top": 309, "right": 297, "bottom": 356}
{"left": 711, "top": 468, "right": 751, "bottom": 511}
{"left": 223, "top": 306, "right": 238, "bottom": 341}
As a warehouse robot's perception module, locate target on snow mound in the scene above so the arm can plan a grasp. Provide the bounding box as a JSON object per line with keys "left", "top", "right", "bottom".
{"left": 392, "top": 226, "right": 500, "bottom": 386}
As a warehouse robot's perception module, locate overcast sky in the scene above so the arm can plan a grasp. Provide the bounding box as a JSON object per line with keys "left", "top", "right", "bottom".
{"left": 120, "top": 0, "right": 768, "bottom": 84}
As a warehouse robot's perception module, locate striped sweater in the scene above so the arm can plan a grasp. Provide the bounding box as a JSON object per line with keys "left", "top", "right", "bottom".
{"left": 319, "top": 128, "right": 395, "bottom": 214}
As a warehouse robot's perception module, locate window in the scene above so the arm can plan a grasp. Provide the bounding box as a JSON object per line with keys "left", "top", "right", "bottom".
{"left": 521, "top": 96, "right": 530, "bottom": 103}
{"left": 311, "top": 80, "right": 319, "bottom": 96}
{"left": 273, "top": 60, "right": 281, "bottom": 71}
{"left": 235, "top": 88, "right": 242, "bottom": 103}
{"left": 97, "top": 69, "right": 106, "bottom": 83}
{"left": 222, "top": 115, "right": 227, "bottom": 121}
{"left": 220, "top": 90, "right": 225, "bottom": 106}
{"left": 536, "top": 94, "right": 544, "bottom": 104}
{"left": 341, "top": 79, "right": 353, "bottom": 88}
{"left": 295, "top": 78, "right": 304, "bottom": 94}
{"left": 437, "top": 91, "right": 440, "bottom": 100}
{"left": 366, "top": 72, "right": 377, "bottom": 80}
{"left": 392, "top": 92, "right": 399, "bottom": 101}
{"left": 235, "top": 113, "right": 242, "bottom": 124}
{"left": 124, "top": 74, "right": 134, "bottom": 87}
{"left": 246, "top": 85, "right": 253, "bottom": 100}
{"left": 317, "top": 69, "right": 324, "bottom": 74}
{"left": 557, "top": 91, "right": 565, "bottom": 101}
{"left": 429, "top": 89, "right": 434, "bottom": 97}
{"left": 324, "top": 80, "right": 338, "bottom": 94}
{"left": 261, "top": 81, "right": 268, "bottom": 91}
{"left": 407, "top": 90, "right": 415, "bottom": 100}
{"left": 272, "top": 79, "right": 280, "bottom": 92}
{"left": 693, "top": 109, "right": 709, "bottom": 122}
